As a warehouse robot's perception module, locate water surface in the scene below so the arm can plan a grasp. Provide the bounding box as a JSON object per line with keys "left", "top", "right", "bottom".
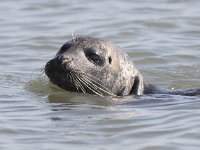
{"left": 0, "top": 0, "right": 200, "bottom": 150}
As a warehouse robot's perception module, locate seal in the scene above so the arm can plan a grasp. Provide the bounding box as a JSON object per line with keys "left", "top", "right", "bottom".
{"left": 45, "top": 36, "right": 144, "bottom": 97}
{"left": 45, "top": 36, "right": 200, "bottom": 97}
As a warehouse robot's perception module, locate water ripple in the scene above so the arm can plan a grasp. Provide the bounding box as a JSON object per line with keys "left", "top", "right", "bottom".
{"left": 1, "top": 0, "right": 200, "bottom": 150}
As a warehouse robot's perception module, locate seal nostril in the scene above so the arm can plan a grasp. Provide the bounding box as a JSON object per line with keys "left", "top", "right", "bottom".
{"left": 62, "top": 58, "right": 71, "bottom": 64}
{"left": 56, "top": 55, "right": 73, "bottom": 66}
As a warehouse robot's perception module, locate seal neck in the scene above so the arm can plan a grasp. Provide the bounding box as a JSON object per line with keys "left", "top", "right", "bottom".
{"left": 130, "top": 72, "right": 144, "bottom": 95}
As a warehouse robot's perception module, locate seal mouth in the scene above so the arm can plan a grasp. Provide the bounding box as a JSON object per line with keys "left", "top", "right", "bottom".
{"left": 45, "top": 59, "right": 116, "bottom": 97}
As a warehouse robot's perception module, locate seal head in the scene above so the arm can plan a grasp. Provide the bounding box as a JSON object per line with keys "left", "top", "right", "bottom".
{"left": 45, "top": 37, "right": 144, "bottom": 97}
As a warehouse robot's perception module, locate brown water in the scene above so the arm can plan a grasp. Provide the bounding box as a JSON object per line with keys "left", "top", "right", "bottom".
{"left": 1, "top": 0, "right": 200, "bottom": 150}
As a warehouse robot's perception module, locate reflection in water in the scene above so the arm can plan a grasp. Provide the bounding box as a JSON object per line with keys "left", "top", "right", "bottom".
{"left": 1, "top": 0, "right": 200, "bottom": 149}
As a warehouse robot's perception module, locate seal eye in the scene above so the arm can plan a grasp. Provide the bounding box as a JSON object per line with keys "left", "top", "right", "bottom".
{"left": 85, "top": 48, "right": 104, "bottom": 66}
{"left": 86, "top": 52, "right": 102, "bottom": 65}
{"left": 59, "top": 43, "right": 72, "bottom": 54}
{"left": 88, "top": 53, "right": 99, "bottom": 62}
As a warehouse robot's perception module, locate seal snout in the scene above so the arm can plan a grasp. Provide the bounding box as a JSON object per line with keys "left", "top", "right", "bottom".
{"left": 45, "top": 55, "right": 73, "bottom": 77}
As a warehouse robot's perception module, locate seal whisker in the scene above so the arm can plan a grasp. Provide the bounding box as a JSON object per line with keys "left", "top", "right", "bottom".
{"left": 76, "top": 74, "right": 103, "bottom": 95}
{"left": 81, "top": 72, "right": 113, "bottom": 90}
{"left": 80, "top": 73, "right": 116, "bottom": 96}
{"left": 68, "top": 72, "right": 78, "bottom": 91}
{"left": 81, "top": 77, "right": 104, "bottom": 95}
{"left": 74, "top": 74, "right": 86, "bottom": 93}
{"left": 78, "top": 72, "right": 116, "bottom": 96}
{"left": 70, "top": 72, "right": 80, "bottom": 92}
{"left": 82, "top": 75, "right": 116, "bottom": 97}
{"left": 81, "top": 72, "right": 105, "bottom": 83}
{"left": 68, "top": 72, "right": 73, "bottom": 83}
{"left": 77, "top": 75, "right": 104, "bottom": 97}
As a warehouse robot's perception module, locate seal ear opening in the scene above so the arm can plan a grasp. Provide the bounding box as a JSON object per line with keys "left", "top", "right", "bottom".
{"left": 130, "top": 73, "right": 144, "bottom": 95}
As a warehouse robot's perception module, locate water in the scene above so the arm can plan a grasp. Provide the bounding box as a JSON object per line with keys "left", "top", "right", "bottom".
{"left": 1, "top": 0, "right": 200, "bottom": 149}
